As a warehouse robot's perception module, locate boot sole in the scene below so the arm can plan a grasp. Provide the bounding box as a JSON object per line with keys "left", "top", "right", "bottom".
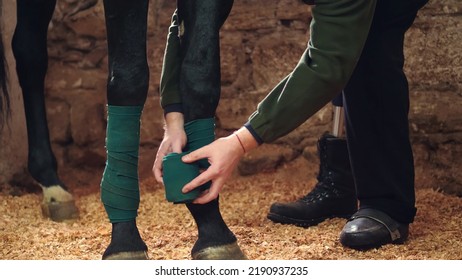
{"left": 267, "top": 212, "right": 353, "bottom": 228}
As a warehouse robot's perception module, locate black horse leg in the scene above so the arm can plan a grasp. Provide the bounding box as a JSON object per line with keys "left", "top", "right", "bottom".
{"left": 101, "top": 0, "right": 149, "bottom": 260}
{"left": 12, "top": 0, "right": 78, "bottom": 221}
{"left": 178, "top": 0, "right": 233, "bottom": 121}
{"left": 177, "top": 0, "right": 246, "bottom": 259}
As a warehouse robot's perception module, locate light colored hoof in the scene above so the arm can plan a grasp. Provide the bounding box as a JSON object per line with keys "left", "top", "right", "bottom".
{"left": 192, "top": 242, "right": 248, "bottom": 260}
{"left": 102, "top": 251, "right": 149, "bottom": 260}
{"left": 41, "top": 200, "right": 79, "bottom": 222}
{"left": 40, "top": 185, "right": 79, "bottom": 222}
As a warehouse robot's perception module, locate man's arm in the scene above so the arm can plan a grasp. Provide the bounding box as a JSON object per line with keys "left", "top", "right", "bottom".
{"left": 249, "top": 0, "right": 377, "bottom": 143}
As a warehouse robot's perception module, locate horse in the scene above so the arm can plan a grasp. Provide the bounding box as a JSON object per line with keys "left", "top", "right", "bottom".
{"left": 0, "top": 0, "right": 246, "bottom": 260}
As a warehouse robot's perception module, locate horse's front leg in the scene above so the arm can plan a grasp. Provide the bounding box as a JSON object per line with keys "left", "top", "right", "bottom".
{"left": 12, "top": 0, "right": 78, "bottom": 222}
{"left": 177, "top": 0, "right": 247, "bottom": 260}
{"left": 100, "top": 0, "right": 149, "bottom": 260}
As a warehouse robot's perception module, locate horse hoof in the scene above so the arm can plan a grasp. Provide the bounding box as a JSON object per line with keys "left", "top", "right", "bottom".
{"left": 102, "top": 251, "right": 149, "bottom": 260}
{"left": 41, "top": 200, "right": 79, "bottom": 222}
{"left": 40, "top": 185, "right": 79, "bottom": 222}
{"left": 192, "top": 242, "right": 248, "bottom": 260}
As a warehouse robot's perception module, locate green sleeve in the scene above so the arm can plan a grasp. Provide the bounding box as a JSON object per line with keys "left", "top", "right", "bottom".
{"left": 248, "top": 0, "right": 376, "bottom": 143}
{"left": 160, "top": 10, "right": 182, "bottom": 109}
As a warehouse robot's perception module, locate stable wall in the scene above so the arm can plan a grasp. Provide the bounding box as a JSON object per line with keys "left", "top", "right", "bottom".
{"left": 1, "top": 0, "right": 461, "bottom": 195}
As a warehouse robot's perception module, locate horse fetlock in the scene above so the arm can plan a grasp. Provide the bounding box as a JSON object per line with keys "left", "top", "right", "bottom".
{"left": 40, "top": 185, "right": 79, "bottom": 222}
{"left": 102, "top": 220, "right": 148, "bottom": 260}
{"left": 27, "top": 157, "right": 62, "bottom": 189}
{"left": 192, "top": 242, "right": 248, "bottom": 260}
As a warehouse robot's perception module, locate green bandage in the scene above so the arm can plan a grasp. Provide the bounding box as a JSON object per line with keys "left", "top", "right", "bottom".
{"left": 184, "top": 118, "right": 215, "bottom": 168}
{"left": 162, "top": 152, "right": 202, "bottom": 203}
{"left": 162, "top": 118, "right": 215, "bottom": 203}
{"left": 101, "top": 105, "right": 143, "bottom": 223}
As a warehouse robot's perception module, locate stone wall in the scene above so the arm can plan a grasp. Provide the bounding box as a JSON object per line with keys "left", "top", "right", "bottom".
{"left": 0, "top": 0, "right": 28, "bottom": 184}
{"left": 405, "top": 0, "right": 462, "bottom": 195}
{"left": 1, "top": 0, "right": 461, "bottom": 195}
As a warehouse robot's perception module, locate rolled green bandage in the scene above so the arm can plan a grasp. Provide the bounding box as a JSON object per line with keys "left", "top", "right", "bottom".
{"left": 162, "top": 152, "right": 205, "bottom": 203}
{"left": 162, "top": 118, "right": 215, "bottom": 203}
{"left": 101, "top": 105, "right": 143, "bottom": 223}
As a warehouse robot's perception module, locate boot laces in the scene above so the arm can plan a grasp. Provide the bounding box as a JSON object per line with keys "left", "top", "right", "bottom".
{"left": 299, "top": 182, "right": 340, "bottom": 203}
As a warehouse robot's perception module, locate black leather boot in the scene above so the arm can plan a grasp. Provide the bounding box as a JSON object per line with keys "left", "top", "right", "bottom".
{"left": 267, "top": 134, "right": 357, "bottom": 227}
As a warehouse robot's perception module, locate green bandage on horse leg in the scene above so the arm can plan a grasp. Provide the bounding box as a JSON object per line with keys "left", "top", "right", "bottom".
{"left": 184, "top": 118, "right": 215, "bottom": 191}
{"left": 184, "top": 118, "right": 215, "bottom": 169}
{"left": 101, "top": 105, "right": 143, "bottom": 223}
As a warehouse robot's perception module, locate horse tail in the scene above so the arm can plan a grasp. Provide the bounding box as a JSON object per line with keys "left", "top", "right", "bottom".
{"left": 0, "top": 28, "right": 10, "bottom": 130}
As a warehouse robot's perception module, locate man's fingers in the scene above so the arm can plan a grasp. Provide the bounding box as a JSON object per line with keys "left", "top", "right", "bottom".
{"left": 182, "top": 146, "right": 207, "bottom": 163}
{"left": 193, "top": 190, "right": 217, "bottom": 204}
{"left": 171, "top": 142, "right": 183, "bottom": 154}
{"left": 154, "top": 168, "right": 163, "bottom": 184}
{"left": 192, "top": 179, "right": 223, "bottom": 204}
{"left": 153, "top": 160, "right": 164, "bottom": 184}
{"left": 182, "top": 168, "right": 215, "bottom": 193}
{"left": 153, "top": 146, "right": 168, "bottom": 184}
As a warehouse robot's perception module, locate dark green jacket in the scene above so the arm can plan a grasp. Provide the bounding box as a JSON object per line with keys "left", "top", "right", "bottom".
{"left": 159, "top": 11, "right": 182, "bottom": 111}
{"left": 248, "top": 0, "right": 376, "bottom": 143}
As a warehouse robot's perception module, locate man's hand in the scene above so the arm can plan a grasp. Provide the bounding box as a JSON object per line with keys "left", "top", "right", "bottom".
{"left": 153, "top": 112, "right": 186, "bottom": 184}
{"left": 181, "top": 127, "right": 259, "bottom": 204}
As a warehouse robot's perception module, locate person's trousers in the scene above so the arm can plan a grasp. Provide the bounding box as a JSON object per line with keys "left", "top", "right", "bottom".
{"left": 343, "top": 0, "right": 428, "bottom": 224}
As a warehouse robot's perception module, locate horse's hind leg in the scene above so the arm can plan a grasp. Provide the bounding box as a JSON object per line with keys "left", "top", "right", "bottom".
{"left": 12, "top": 0, "right": 78, "bottom": 222}
{"left": 100, "top": 0, "right": 149, "bottom": 260}
{"left": 178, "top": 0, "right": 246, "bottom": 260}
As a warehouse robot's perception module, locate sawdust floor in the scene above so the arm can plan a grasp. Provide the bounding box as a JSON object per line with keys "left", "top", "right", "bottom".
{"left": 1, "top": 157, "right": 461, "bottom": 260}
